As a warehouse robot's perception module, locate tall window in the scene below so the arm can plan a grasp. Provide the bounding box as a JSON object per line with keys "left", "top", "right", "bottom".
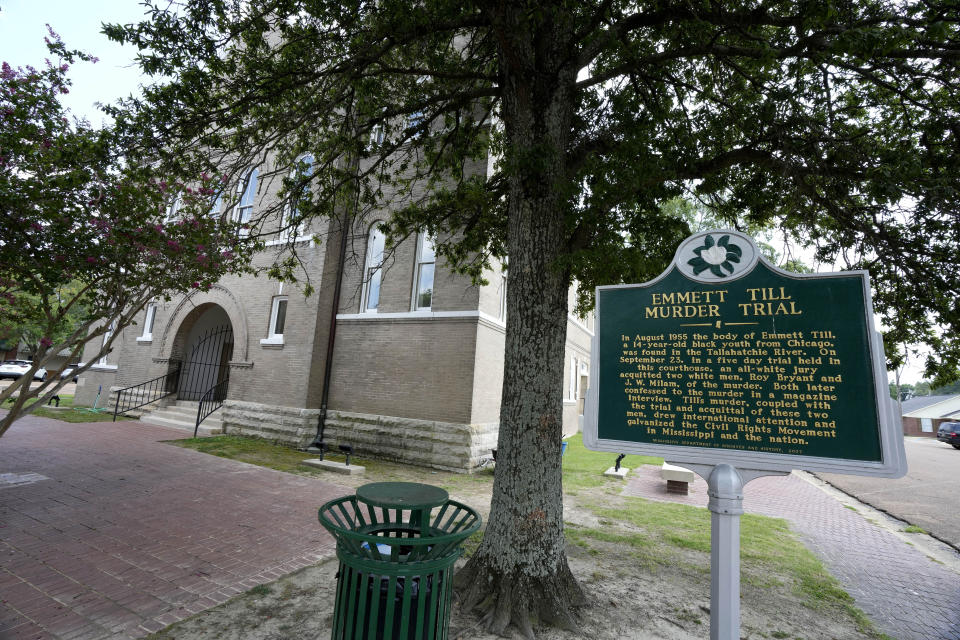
{"left": 369, "top": 125, "right": 385, "bottom": 149}
{"left": 98, "top": 320, "right": 117, "bottom": 366}
{"left": 209, "top": 192, "right": 223, "bottom": 218}
{"left": 268, "top": 297, "right": 288, "bottom": 340}
{"left": 140, "top": 304, "right": 157, "bottom": 341}
{"left": 568, "top": 356, "right": 578, "bottom": 400}
{"left": 363, "top": 227, "right": 386, "bottom": 312}
{"left": 164, "top": 193, "right": 182, "bottom": 222}
{"left": 235, "top": 168, "right": 259, "bottom": 235}
{"left": 413, "top": 233, "right": 435, "bottom": 310}
{"left": 499, "top": 269, "right": 508, "bottom": 322}
{"left": 283, "top": 155, "right": 313, "bottom": 240}
{"left": 407, "top": 111, "right": 425, "bottom": 139}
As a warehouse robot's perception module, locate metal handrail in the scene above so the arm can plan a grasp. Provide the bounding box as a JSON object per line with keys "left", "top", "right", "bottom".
{"left": 112, "top": 366, "right": 181, "bottom": 421}
{"left": 194, "top": 376, "right": 229, "bottom": 437}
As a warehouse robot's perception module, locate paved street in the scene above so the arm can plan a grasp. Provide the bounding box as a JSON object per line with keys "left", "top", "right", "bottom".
{"left": 625, "top": 464, "right": 960, "bottom": 640}
{"left": 0, "top": 413, "right": 348, "bottom": 640}
{"left": 820, "top": 436, "right": 960, "bottom": 549}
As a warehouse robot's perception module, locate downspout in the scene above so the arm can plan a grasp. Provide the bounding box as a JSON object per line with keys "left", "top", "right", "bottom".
{"left": 307, "top": 202, "right": 351, "bottom": 453}
{"left": 308, "top": 112, "right": 361, "bottom": 453}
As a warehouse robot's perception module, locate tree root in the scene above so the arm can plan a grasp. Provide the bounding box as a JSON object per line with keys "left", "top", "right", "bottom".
{"left": 454, "top": 557, "right": 586, "bottom": 639}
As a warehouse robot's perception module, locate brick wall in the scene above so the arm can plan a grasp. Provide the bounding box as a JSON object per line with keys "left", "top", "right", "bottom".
{"left": 902, "top": 415, "right": 952, "bottom": 437}
{"left": 328, "top": 316, "right": 478, "bottom": 424}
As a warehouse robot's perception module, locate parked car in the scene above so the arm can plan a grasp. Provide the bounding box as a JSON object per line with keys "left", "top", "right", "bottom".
{"left": 0, "top": 360, "right": 47, "bottom": 381}
{"left": 60, "top": 364, "right": 81, "bottom": 383}
{"left": 936, "top": 422, "right": 960, "bottom": 449}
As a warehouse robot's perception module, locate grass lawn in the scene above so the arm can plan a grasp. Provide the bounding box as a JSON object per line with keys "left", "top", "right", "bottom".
{"left": 169, "top": 432, "right": 886, "bottom": 638}
{"left": 2, "top": 393, "right": 125, "bottom": 422}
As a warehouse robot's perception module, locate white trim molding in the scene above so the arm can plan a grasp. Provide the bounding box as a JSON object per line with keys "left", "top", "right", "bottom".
{"left": 567, "top": 313, "right": 595, "bottom": 337}
{"left": 337, "top": 309, "right": 506, "bottom": 330}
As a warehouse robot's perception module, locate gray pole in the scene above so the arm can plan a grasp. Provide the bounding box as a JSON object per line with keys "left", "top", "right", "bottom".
{"left": 707, "top": 463, "right": 744, "bottom": 640}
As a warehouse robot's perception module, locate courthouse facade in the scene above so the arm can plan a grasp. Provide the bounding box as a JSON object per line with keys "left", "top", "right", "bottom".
{"left": 74, "top": 159, "right": 594, "bottom": 472}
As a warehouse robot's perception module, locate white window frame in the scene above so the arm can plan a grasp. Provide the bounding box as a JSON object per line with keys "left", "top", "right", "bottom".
{"left": 499, "top": 272, "right": 508, "bottom": 322}
{"left": 921, "top": 417, "right": 934, "bottom": 433}
{"left": 568, "top": 356, "right": 578, "bottom": 400}
{"left": 208, "top": 191, "right": 223, "bottom": 218}
{"left": 97, "top": 320, "right": 117, "bottom": 366}
{"left": 261, "top": 296, "right": 288, "bottom": 346}
{"left": 369, "top": 124, "right": 385, "bottom": 149}
{"left": 361, "top": 225, "right": 386, "bottom": 313}
{"left": 164, "top": 193, "right": 182, "bottom": 222}
{"left": 234, "top": 168, "right": 259, "bottom": 236}
{"left": 406, "top": 111, "right": 425, "bottom": 139}
{"left": 411, "top": 233, "right": 436, "bottom": 311}
{"left": 137, "top": 303, "right": 157, "bottom": 342}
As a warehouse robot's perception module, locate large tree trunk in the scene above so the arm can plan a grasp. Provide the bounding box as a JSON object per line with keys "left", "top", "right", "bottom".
{"left": 455, "top": 6, "right": 586, "bottom": 637}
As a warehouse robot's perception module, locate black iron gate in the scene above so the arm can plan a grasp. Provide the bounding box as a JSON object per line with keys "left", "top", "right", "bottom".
{"left": 177, "top": 325, "right": 233, "bottom": 401}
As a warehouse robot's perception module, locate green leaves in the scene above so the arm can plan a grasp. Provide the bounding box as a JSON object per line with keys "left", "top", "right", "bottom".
{"left": 101, "top": 0, "right": 960, "bottom": 380}
{"left": 0, "top": 36, "right": 258, "bottom": 431}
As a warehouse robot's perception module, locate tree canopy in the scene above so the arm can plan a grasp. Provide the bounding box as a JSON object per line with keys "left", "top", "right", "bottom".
{"left": 106, "top": 1, "right": 960, "bottom": 634}
{"left": 107, "top": 1, "right": 960, "bottom": 383}
{"left": 0, "top": 31, "right": 254, "bottom": 436}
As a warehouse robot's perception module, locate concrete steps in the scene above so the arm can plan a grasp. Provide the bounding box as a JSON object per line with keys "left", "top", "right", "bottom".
{"left": 140, "top": 400, "right": 224, "bottom": 437}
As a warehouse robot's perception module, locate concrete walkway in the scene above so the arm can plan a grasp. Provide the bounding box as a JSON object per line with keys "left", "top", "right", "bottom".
{"left": 624, "top": 465, "right": 960, "bottom": 640}
{"left": 0, "top": 414, "right": 349, "bottom": 640}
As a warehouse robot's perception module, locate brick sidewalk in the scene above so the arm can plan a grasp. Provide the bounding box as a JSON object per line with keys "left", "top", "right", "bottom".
{"left": 624, "top": 464, "right": 960, "bottom": 640}
{"left": 0, "top": 414, "right": 349, "bottom": 640}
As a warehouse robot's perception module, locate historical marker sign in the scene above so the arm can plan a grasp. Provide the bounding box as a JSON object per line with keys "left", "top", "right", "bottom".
{"left": 583, "top": 229, "right": 906, "bottom": 478}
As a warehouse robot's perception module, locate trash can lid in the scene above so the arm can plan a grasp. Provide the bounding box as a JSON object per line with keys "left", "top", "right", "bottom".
{"left": 356, "top": 482, "right": 449, "bottom": 511}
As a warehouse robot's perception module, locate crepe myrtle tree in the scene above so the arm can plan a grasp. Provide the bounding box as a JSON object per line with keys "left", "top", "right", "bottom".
{"left": 0, "top": 32, "right": 255, "bottom": 438}
{"left": 106, "top": 1, "right": 960, "bottom": 635}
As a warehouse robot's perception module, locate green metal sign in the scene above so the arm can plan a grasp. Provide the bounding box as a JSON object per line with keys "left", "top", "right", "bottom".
{"left": 583, "top": 230, "right": 906, "bottom": 477}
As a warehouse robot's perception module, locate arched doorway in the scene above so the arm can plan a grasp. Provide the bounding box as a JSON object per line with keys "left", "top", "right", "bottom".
{"left": 171, "top": 305, "right": 234, "bottom": 401}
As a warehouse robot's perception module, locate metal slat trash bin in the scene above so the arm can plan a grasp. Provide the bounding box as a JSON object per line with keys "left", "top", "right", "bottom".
{"left": 319, "top": 482, "right": 481, "bottom": 640}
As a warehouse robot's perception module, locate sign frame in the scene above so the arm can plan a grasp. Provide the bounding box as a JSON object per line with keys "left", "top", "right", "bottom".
{"left": 583, "top": 229, "right": 907, "bottom": 479}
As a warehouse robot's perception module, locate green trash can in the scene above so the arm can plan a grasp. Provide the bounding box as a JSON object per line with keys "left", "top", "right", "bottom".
{"left": 318, "top": 482, "right": 481, "bottom": 640}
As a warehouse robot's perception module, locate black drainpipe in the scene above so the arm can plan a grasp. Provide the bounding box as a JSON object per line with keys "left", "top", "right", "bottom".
{"left": 308, "top": 130, "right": 360, "bottom": 453}
{"left": 307, "top": 203, "right": 351, "bottom": 454}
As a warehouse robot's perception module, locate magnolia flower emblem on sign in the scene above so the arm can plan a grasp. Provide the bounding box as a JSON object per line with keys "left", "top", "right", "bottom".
{"left": 687, "top": 234, "right": 742, "bottom": 277}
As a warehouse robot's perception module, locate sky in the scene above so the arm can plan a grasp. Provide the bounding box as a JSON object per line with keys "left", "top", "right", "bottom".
{"left": 0, "top": 0, "right": 151, "bottom": 126}
{"left": 0, "top": 2, "right": 934, "bottom": 386}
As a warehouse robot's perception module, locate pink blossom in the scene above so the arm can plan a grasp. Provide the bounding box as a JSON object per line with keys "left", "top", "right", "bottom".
{"left": 40, "top": 337, "right": 52, "bottom": 348}
{"left": 201, "top": 172, "right": 211, "bottom": 181}
{"left": 191, "top": 281, "right": 200, "bottom": 288}
{"left": 86, "top": 256, "right": 97, "bottom": 263}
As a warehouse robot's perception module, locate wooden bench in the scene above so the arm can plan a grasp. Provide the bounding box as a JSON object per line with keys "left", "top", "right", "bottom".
{"left": 660, "top": 463, "right": 695, "bottom": 495}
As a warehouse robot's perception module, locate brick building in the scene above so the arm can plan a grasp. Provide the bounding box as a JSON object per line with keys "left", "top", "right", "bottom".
{"left": 74, "top": 158, "right": 593, "bottom": 472}
{"left": 899, "top": 394, "right": 960, "bottom": 437}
